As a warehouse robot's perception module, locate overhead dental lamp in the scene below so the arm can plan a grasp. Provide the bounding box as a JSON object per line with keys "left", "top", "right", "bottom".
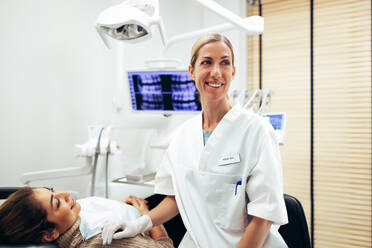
{"left": 96, "top": 0, "right": 166, "bottom": 48}
{"left": 96, "top": 0, "right": 264, "bottom": 49}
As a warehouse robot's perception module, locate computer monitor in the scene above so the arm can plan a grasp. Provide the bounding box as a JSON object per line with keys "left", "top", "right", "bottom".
{"left": 127, "top": 70, "right": 202, "bottom": 113}
{"left": 263, "top": 112, "right": 287, "bottom": 145}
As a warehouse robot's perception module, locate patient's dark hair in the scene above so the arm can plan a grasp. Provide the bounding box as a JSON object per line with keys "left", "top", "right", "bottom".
{"left": 0, "top": 187, "right": 56, "bottom": 244}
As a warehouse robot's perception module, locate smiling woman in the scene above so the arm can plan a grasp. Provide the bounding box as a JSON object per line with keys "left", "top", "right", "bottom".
{"left": 100, "top": 34, "right": 288, "bottom": 248}
{"left": 32, "top": 188, "right": 81, "bottom": 242}
{"left": 189, "top": 41, "right": 235, "bottom": 106}
{"left": 188, "top": 34, "right": 236, "bottom": 118}
{"left": 0, "top": 187, "right": 173, "bottom": 248}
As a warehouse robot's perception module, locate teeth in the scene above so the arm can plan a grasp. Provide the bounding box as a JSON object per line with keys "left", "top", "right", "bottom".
{"left": 207, "top": 82, "right": 222, "bottom": 88}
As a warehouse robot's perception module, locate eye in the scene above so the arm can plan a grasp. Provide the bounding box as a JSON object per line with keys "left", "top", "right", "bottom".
{"left": 221, "top": 60, "right": 231, "bottom": 65}
{"left": 201, "top": 60, "right": 211, "bottom": 65}
{"left": 56, "top": 198, "right": 60, "bottom": 209}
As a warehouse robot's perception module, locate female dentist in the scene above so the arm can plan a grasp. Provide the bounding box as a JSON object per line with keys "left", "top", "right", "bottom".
{"left": 102, "top": 33, "right": 288, "bottom": 248}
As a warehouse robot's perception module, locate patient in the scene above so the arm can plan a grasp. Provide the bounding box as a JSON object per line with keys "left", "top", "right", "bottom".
{"left": 0, "top": 187, "right": 173, "bottom": 248}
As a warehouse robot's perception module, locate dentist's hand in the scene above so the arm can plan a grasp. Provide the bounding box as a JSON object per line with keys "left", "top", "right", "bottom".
{"left": 101, "top": 215, "right": 153, "bottom": 245}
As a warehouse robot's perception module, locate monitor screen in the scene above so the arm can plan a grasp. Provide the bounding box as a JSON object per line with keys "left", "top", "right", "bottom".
{"left": 264, "top": 113, "right": 284, "bottom": 130}
{"left": 263, "top": 112, "right": 286, "bottom": 145}
{"left": 127, "top": 70, "right": 202, "bottom": 112}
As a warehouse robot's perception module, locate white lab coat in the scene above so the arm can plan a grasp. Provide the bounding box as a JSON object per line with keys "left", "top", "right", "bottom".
{"left": 154, "top": 104, "right": 288, "bottom": 248}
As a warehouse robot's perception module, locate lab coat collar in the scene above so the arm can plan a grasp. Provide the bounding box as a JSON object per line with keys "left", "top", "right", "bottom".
{"left": 200, "top": 103, "right": 242, "bottom": 128}
{"left": 197, "top": 103, "right": 243, "bottom": 170}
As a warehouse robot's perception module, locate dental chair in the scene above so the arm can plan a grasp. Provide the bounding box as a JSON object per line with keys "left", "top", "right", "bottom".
{"left": 279, "top": 194, "right": 311, "bottom": 248}
{"left": 0, "top": 187, "right": 58, "bottom": 248}
{"left": 1, "top": 188, "right": 310, "bottom": 248}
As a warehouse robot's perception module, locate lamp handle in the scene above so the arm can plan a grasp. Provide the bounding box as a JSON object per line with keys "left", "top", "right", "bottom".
{"left": 96, "top": 26, "right": 112, "bottom": 49}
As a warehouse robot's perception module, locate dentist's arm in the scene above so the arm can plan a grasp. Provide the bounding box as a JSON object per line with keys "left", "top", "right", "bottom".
{"left": 148, "top": 195, "right": 179, "bottom": 226}
{"left": 237, "top": 216, "right": 273, "bottom": 248}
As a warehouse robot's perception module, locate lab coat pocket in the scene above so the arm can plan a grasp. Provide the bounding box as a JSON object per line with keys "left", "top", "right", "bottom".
{"left": 208, "top": 177, "right": 248, "bottom": 231}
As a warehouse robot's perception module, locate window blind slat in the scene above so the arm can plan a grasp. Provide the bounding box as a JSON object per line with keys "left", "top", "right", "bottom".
{"left": 314, "top": 0, "right": 371, "bottom": 247}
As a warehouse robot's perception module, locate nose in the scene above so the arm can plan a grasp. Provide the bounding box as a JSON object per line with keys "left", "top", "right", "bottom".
{"left": 210, "top": 64, "right": 221, "bottom": 78}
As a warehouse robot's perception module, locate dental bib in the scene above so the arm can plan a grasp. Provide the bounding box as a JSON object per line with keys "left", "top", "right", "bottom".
{"left": 77, "top": 197, "right": 141, "bottom": 240}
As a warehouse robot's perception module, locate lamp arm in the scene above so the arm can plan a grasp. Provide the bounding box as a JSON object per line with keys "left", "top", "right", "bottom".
{"left": 157, "top": 18, "right": 168, "bottom": 48}
{"left": 165, "top": 22, "right": 232, "bottom": 51}
{"left": 164, "top": 16, "right": 263, "bottom": 51}
{"left": 194, "top": 0, "right": 264, "bottom": 34}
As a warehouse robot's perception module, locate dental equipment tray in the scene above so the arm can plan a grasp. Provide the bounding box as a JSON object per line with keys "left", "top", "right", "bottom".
{"left": 112, "top": 174, "right": 156, "bottom": 187}
{"left": 112, "top": 168, "right": 156, "bottom": 186}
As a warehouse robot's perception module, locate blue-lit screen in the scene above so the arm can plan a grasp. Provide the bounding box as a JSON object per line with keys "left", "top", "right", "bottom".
{"left": 263, "top": 114, "right": 283, "bottom": 130}
{"left": 127, "top": 70, "right": 202, "bottom": 112}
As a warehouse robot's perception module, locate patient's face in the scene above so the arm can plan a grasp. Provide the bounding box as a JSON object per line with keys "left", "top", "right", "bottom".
{"left": 33, "top": 188, "right": 81, "bottom": 235}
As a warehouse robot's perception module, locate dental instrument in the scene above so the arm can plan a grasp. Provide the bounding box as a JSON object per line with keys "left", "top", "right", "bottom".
{"left": 243, "top": 89, "right": 262, "bottom": 112}
{"left": 21, "top": 125, "right": 120, "bottom": 198}
{"left": 90, "top": 127, "right": 104, "bottom": 196}
{"left": 229, "top": 89, "right": 241, "bottom": 105}
{"left": 257, "top": 89, "right": 272, "bottom": 114}
{"left": 238, "top": 89, "right": 252, "bottom": 106}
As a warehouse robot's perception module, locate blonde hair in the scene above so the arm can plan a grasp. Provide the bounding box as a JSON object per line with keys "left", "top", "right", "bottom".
{"left": 190, "top": 33, "right": 235, "bottom": 68}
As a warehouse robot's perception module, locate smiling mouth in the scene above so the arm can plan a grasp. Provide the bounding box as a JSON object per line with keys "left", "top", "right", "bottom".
{"left": 206, "top": 81, "right": 223, "bottom": 88}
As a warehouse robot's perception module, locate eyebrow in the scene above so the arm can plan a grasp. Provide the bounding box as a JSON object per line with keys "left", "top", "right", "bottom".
{"left": 201, "top": 55, "right": 231, "bottom": 60}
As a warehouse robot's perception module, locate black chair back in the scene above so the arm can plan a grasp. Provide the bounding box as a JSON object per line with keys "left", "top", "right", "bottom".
{"left": 0, "top": 187, "right": 22, "bottom": 199}
{"left": 279, "top": 194, "right": 311, "bottom": 248}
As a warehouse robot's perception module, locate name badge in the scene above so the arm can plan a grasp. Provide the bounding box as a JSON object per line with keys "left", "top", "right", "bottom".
{"left": 217, "top": 153, "right": 240, "bottom": 166}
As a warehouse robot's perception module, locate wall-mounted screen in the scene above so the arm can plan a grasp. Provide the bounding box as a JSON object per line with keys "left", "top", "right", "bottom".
{"left": 263, "top": 112, "right": 287, "bottom": 145}
{"left": 127, "top": 70, "right": 201, "bottom": 112}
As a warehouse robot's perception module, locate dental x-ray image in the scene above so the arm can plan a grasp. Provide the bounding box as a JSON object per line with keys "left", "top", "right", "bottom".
{"left": 127, "top": 70, "right": 201, "bottom": 112}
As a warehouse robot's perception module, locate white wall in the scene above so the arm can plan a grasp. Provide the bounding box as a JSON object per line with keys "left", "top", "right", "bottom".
{"left": 0, "top": 0, "right": 248, "bottom": 198}
{"left": 0, "top": 0, "right": 118, "bottom": 195}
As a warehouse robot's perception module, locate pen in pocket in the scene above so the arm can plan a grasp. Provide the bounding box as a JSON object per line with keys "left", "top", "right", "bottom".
{"left": 235, "top": 178, "right": 242, "bottom": 196}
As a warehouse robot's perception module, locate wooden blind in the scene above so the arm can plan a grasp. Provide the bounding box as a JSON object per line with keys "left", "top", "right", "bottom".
{"left": 247, "top": 4, "right": 260, "bottom": 90}
{"left": 313, "top": 0, "right": 371, "bottom": 247}
{"left": 247, "top": 0, "right": 371, "bottom": 247}
{"left": 247, "top": 0, "right": 312, "bottom": 231}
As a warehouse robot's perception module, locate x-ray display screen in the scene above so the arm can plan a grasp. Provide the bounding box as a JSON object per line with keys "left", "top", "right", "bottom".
{"left": 127, "top": 70, "right": 201, "bottom": 112}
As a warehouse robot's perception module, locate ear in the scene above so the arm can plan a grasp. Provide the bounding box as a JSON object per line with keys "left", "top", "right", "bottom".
{"left": 232, "top": 66, "right": 236, "bottom": 79}
{"left": 41, "top": 229, "right": 59, "bottom": 243}
{"left": 188, "top": 65, "right": 194, "bottom": 81}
